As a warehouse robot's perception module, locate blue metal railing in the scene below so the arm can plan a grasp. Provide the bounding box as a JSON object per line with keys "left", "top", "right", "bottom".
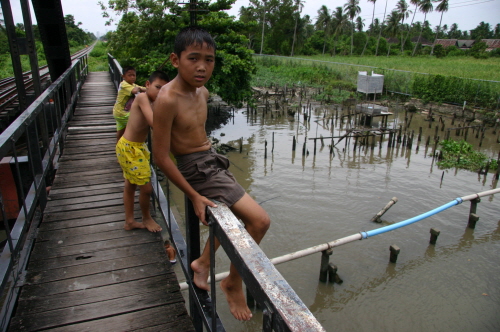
{"left": 0, "top": 55, "right": 88, "bottom": 331}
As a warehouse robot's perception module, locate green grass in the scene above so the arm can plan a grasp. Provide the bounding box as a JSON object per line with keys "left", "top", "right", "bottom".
{"left": 297, "top": 55, "right": 500, "bottom": 82}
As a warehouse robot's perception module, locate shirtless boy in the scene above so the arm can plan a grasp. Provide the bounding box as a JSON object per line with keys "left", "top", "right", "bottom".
{"left": 153, "top": 27, "right": 270, "bottom": 321}
{"left": 116, "top": 70, "right": 169, "bottom": 233}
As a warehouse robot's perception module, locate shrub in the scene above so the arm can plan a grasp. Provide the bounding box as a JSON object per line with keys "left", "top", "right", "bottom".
{"left": 433, "top": 44, "right": 446, "bottom": 58}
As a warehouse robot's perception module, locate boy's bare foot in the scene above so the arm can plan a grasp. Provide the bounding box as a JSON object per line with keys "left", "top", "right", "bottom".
{"left": 191, "top": 259, "right": 209, "bottom": 291}
{"left": 220, "top": 277, "right": 252, "bottom": 321}
{"left": 143, "top": 217, "right": 162, "bottom": 232}
{"left": 124, "top": 219, "right": 146, "bottom": 230}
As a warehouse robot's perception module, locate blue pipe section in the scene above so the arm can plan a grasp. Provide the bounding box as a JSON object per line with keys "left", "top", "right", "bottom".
{"left": 361, "top": 198, "right": 463, "bottom": 239}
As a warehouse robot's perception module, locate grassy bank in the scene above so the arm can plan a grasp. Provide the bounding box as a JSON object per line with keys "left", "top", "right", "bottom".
{"left": 302, "top": 55, "right": 500, "bottom": 82}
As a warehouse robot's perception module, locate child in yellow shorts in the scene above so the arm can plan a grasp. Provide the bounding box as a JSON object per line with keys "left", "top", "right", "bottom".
{"left": 115, "top": 70, "right": 169, "bottom": 232}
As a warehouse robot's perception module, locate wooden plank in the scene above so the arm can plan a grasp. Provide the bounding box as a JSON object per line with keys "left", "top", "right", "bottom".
{"left": 42, "top": 207, "right": 126, "bottom": 223}
{"left": 47, "top": 182, "right": 123, "bottom": 195}
{"left": 30, "top": 231, "right": 160, "bottom": 260}
{"left": 25, "top": 251, "right": 167, "bottom": 285}
{"left": 48, "top": 185, "right": 123, "bottom": 200}
{"left": 10, "top": 285, "right": 183, "bottom": 331}
{"left": 19, "top": 262, "right": 170, "bottom": 298}
{"left": 43, "top": 197, "right": 123, "bottom": 214}
{"left": 39, "top": 304, "right": 194, "bottom": 332}
{"left": 37, "top": 220, "right": 125, "bottom": 239}
{"left": 45, "top": 192, "right": 123, "bottom": 208}
{"left": 17, "top": 275, "right": 178, "bottom": 315}
{"left": 27, "top": 242, "right": 161, "bottom": 272}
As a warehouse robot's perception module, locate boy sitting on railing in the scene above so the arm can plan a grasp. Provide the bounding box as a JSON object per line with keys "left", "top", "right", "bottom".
{"left": 153, "top": 27, "right": 271, "bottom": 321}
{"left": 113, "top": 66, "right": 146, "bottom": 142}
{"left": 115, "top": 70, "right": 169, "bottom": 232}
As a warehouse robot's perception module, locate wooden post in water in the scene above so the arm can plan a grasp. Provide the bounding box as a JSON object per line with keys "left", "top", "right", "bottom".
{"left": 313, "top": 139, "right": 317, "bottom": 155}
{"left": 467, "top": 197, "right": 480, "bottom": 229}
{"left": 429, "top": 228, "right": 441, "bottom": 244}
{"left": 389, "top": 245, "right": 400, "bottom": 263}
{"left": 370, "top": 197, "right": 398, "bottom": 222}
{"left": 319, "top": 249, "right": 333, "bottom": 282}
{"left": 264, "top": 140, "right": 267, "bottom": 159}
{"left": 418, "top": 127, "right": 422, "bottom": 142}
{"left": 292, "top": 135, "right": 296, "bottom": 151}
{"left": 240, "top": 137, "right": 243, "bottom": 153}
{"left": 495, "top": 151, "right": 500, "bottom": 180}
{"left": 272, "top": 132, "right": 275, "bottom": 153}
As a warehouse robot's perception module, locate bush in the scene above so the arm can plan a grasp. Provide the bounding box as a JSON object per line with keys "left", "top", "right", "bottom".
{"left": 433, "top": 44, "right": 446, "bottom": 58}
{"left": 489, "top": 48, "right": 500, "bottom": 57}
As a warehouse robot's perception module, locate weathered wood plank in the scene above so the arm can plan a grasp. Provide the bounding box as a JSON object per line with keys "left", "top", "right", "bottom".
{"left": 40, "top": 304, "right": 194, "bottom": 332}
{"left": 43, "top": 197, "right": 123, "bottom": 214}
{"left": 20, "top": 262, "right": 170, "bottom": 298}
{"left": 17, "top": 275, "right": 178, "bottom": 315}
{"left": 30, "top": 231, "right": 160, "bottom": 260}
{"left": 26, "top": 242, "right": 160, "bottom": 272}
{"left": 48, "top": 185, "right": 123, "bottom": 200}
{"left": 45, "top": 192, "right": 123, "bottom": 208}
{"left": 37, "top": 220, "right": 124, "bottom": 239}
{"left": 10, "top": 286, "right": 183, "bottom": 331}
{"left": 25, "top": 251, "right": 167, "bottom": 285}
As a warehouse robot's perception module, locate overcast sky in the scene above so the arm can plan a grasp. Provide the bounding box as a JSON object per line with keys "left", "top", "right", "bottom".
{"left": 6, "top": 0, "right": 499, "bottom": 37}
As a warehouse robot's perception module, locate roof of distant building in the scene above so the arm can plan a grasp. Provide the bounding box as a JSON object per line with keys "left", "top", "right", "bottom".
{"left": 434, "top": 39, "right": 458, "bottom": 48}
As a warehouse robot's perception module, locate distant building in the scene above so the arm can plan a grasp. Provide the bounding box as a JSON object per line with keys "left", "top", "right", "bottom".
{"left": 386, "top": 37, "right": 400, "bottom": 44}
{"left": 481, "top": 39, "right": 500, "bottom": 51}
{"left": 411, "top": 36, "right": 432, "bottom": 47}
{"left": 457, "top": 40, "right": 475, "bottom": 50}
{"left": 433, "top": 39, "right": 458, "bottom": 48}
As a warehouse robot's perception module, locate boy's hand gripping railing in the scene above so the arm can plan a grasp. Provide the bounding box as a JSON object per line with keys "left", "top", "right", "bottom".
{"left": 206, "top": 203, "right": 325, "bottom": 332}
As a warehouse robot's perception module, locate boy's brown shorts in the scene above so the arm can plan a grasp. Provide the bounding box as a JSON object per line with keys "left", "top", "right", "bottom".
{"left": 176, "top": 148, "right": 245, "bottom": 207}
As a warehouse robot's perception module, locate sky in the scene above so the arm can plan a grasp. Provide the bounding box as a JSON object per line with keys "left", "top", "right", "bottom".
{"left": 5, "top": 0, "right": 499, "bottom": 37}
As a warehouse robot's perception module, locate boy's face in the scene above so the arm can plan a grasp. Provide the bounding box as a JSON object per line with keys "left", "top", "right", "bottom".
{"left": 146, "top": 78, "right": 168, "bottom": 102}
{"left": 171, "top": 42, "right": 215, "bottom": 88}
{"left": 123, "top": 70, "right": 137, "bottom": 84}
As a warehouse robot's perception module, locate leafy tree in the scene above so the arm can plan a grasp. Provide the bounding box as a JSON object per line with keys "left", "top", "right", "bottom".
{"left": 355, "top": 16, "right": 364, "bottom": 32}
{"left": 470, "top": 21, "right": 493, "bottom": 40}
{"left": 469, "top": 41, "right": 488, "bottom": 59}
{"left": 401, "top": 0, "right": 420, "bottom": 52}
{"left": 331, "top": 6, "right": 348, "bottom": 56}
{"left": 315, "top": 5, "right": 332, "bottom": 55}
{"left": 100, "top": 0, "right": 256, "bottom": 106}
{"left": 412, "top": 0, "right": 433, "bottom": 56}
{"left": 433, "top": 43, "right": 445, "bottom": 58}
{"left": 396, "top": 0, "right": 411, "bottom": 53}
{"left": 290, "top": 0, "right": 305, "bottom": 56}
{"left": 431, "top": 0, "right": 448, "bottom": 55}
{"left": 384, "top": 10, "right": 401, "bottom": 56}
{"left": 375, "top": 0, "right": 389, "bottom": 56}
{"left": 361, "top": 0, "right": 376, "bottom": 56}
{"left": 343, "top": 0, "right": 361, "bottom": 55}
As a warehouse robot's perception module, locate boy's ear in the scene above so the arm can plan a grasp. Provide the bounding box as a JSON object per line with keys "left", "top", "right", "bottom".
{"left": 145, "top": 80, "right": 151, "bottom": 88}
{"left": 170, "top": 52, "right": 179, "bottom": 68}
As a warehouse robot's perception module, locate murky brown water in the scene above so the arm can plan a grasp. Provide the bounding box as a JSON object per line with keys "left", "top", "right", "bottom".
{"left": 167, "top": 103, "right": 500, "bottom": 332}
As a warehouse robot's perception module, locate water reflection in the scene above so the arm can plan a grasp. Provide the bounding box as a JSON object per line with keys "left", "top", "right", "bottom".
{"left": 170, "top": 102, "right": 500, "bottom": 331}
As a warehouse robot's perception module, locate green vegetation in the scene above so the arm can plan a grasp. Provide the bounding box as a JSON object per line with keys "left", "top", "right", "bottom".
{"left": 88, "top": 42, "right": 109, "bottom": 72}
{"left": 100, "top": 0, "right": 256, "bottom": 107}
{"left": 0, "top": 15, "right": 95, "bottom": 79}
{"left": 437, "top": 139, "right": 498, "bottom": 172}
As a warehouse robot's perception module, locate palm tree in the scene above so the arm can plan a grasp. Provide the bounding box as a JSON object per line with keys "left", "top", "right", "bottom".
{"left": 402, "top": 0, "right": 420, "bottom": 54}
{"left": 431, "top": 0, "right": 449, "bottom": 55}
{"left": 291, "top": 0, "right": 305, "bottom": 56}
{"left": 343, "top": 0, "right": 361, "bottom": 55}
{"left": 331, "top": 6, "right": 348, "bottom": 56}
{"left": 385, "top": 10, "right": 401, "bottom": 56}
{"left": 375, "top": 0, "right": 389, "bottom": 56}
{"left": 356, "top": 16, "right": 365, "bottom": 32}
{"left": 396, "top": 0, "right": 411, "bottom": 53}
{"left": 315, "top": 5, "right": 332, "bottom": 55}
{"left": 259, "top": 0, "right": 267, "bottom": 54}
{"left": 412, "top": 0, "right": 433, "bottom": 56}
{"left": 361, "top": 0, "right": 377, "bottom": 56}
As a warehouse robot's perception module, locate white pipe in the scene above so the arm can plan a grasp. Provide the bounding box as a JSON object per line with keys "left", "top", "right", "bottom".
{"left": 179, "top": 188, "right": 499, "bottom": 291}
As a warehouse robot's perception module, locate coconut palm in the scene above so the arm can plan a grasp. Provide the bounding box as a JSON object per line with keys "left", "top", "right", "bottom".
{"left": 361, "top": 0, "right": 377, "bottom": 56}
{"left": 331, "top": 6, "right": 348, "bottom": 56}
{"left": 291, "top": 0, "right": 305, "bottom": 56}
{"left": 375, "top": 0, "right": 389, "bottom": 56}
{"left": 343, "top": 0, "right": 361, "bottom": 55}
{"left": 431, "top": 0, "right": 449, "bottom": 55}
{"left": 259, "top": 0, "right": 267, "bottom": 54}
{"left": 315, "top": 5, "right": 332, "bottom": 55}
{"left": 396, "top": 0, "right": 411, "bottom": 53}
{"left": 402, "top": 0, "right": 420, "bottom": 53}
{"left": 356, "top": 16, "right": 365, "bottom": 32}
{"left": 385, "top": 10, "right": 401, "bottom": 56}
{"left": 412, "top": 0, "right": 433, "bottom": 56}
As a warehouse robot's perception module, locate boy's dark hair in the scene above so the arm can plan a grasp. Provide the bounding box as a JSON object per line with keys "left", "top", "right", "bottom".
{"left": 164, "top": 239, "right": 171, "bottom": 246}
{"left": 174, "top": 27, "right": 216, "bottom": 57}
{"left": 122, "top": 66, "right": 136, "bottom": 75}
{"left": 148, "top": 70, "right": 169, "bottom": 83}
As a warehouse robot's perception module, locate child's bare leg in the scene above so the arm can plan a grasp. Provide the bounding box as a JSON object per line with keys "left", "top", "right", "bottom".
{"left": 191, "top": 193, "right": 270, "bottom": 321}
{"left": 116, "top": 128, "right": 125, "bottom": 142}
{"left": 139, "top": 182, "right": 162, "bottom": 232}
{"left": 123, "top": 180, "right": 145, "bottom": 230}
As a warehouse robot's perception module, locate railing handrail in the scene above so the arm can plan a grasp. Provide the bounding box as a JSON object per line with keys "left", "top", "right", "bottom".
{"left": 0, "top": 55, "right": 88, "bottom": 331}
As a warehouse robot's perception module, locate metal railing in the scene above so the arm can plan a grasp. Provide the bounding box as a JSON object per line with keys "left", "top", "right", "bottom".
{"left": 106, "top": 54, "right": 325, "bottom": 330}
{"left": 0, "top": 55, "right": 88, "bottom": 330}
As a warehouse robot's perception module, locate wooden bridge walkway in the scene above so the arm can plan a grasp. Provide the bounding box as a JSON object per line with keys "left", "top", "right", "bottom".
{"left": 8, "top": 72, "right": 194, "bottom": 331}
